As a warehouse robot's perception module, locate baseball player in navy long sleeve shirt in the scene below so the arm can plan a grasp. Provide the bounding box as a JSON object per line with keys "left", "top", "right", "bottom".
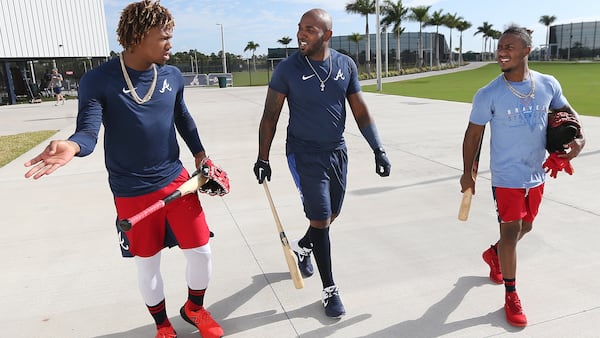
{"left": 25, "top": 2, "right": 224, "bottom": 337}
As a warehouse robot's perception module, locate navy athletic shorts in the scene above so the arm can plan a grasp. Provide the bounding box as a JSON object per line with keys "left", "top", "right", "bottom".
{"left": 287, "top": 148, "right": 348, "bottom": 221}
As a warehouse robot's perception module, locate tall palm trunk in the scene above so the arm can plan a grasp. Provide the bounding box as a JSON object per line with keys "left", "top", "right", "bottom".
{"left": 365, "top": 16, "right": 371, "bottom": 74}
{"left": 396, "top": 32, "right": 402, "bottom": 71}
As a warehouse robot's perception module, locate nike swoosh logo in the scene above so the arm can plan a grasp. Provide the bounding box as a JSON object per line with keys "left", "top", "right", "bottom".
{"left": 302, "top": 74, "right": 315, "bottom": 80}
{"left": 122, "top": 87, "right": 136, "bottom": 94}
{"left": 323, "top": 299, "right": 329, "bottom": 307}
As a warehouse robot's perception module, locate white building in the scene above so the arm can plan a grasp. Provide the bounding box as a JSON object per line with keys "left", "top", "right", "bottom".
{"left": 1, "top": 0, "right": 110, "bottom": 105}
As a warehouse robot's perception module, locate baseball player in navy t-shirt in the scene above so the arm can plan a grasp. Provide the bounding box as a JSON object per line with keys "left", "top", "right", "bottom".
{"left": 25, "top": 1, "right": 224, "bottom": 337}
{"left": 254, "top": 8, "right": 391, "bottom": 318}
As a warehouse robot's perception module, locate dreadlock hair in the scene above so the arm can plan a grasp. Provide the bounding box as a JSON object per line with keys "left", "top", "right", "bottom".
{"left": 117, "top": 0, "right": 174, "bottom": 50}
{"left": 502, "top": 25, "right": 533, "bottom": 48}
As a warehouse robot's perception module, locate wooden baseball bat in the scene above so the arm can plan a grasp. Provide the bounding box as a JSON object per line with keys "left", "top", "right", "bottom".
{"left": 118, "top": 168, "right": 208, "bottom": 231}
{"left": 262, "top": 181, "right": 304, "bottom": 289}
{"left": 458, "top": 127, "right": 485, "bottom": 221}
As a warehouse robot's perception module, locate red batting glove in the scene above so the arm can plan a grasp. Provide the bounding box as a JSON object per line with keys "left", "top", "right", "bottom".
{"left": 543, "top": 152, "right": 574, "bottom": 178}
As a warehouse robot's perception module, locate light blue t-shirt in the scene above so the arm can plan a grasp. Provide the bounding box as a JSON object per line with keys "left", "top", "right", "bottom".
{"left": 469, "top": 70, "right": 568, "bottom": 188}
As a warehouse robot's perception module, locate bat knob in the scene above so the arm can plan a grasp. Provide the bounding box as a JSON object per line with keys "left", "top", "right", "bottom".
{"left": 118, "top": 219, "right": 132, "bottom": 232}
{"left": 201, "top": 166, "right": 210, "bottom": 177}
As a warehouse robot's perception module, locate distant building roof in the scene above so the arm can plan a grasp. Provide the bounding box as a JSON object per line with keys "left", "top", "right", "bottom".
{"left": 0, "top": 0, "right": 109, "bottom": 59}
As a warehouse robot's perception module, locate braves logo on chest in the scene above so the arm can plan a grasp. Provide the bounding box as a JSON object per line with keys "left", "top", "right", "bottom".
{"left": 159, "top": 79, "right": 172, "bottom": 93}
{"left": 333, "top": 69, "right": 345, "bottom": 81}
{"left": 120, "top": 78, "right": 173, "bottom": 101}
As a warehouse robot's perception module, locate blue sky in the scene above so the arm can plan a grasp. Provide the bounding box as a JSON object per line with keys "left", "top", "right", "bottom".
{"left": 104, "top": 0, "right": 600, "bottom": 57}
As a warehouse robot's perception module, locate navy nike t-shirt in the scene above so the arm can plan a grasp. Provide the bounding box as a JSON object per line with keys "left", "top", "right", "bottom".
{"left": 269, "top": 49, "right": 361, "bottom": 153}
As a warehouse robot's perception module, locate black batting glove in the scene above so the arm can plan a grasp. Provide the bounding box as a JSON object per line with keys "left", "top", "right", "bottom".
{"left": 253, "top": 158, "right": 271, "bottom": 183}
{"left": 375, "top": 148, "right": 391, "bottom": 177}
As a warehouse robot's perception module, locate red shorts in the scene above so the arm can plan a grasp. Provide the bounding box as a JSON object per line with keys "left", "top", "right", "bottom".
{"left": 493, "top": 183, "right": 544, "bottom": 223}
{"left": 114, "top": 169, "right": 210, "bottom": 257}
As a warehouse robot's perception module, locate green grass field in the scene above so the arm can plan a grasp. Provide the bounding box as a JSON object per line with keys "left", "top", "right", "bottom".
{"left": 231, "top": 70, "right": 271, "bottom": 86}
{"left": 363, "top": 62, "right": 600, "bottom": 117}
{"left": 0, "top": 130, "right": 57, "bottom": 167}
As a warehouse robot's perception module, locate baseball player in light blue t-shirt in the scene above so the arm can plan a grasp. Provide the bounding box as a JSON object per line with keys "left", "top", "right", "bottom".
{"left": 460, "top": 25, "right": 585, "bottom": 328}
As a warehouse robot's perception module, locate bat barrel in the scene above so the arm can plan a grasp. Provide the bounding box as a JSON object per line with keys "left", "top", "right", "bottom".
{"left": 263, "top": 181, "right": 304, "bottom": 289}
{"left": 458, "top": 189, "right": 473, "bottom": 221}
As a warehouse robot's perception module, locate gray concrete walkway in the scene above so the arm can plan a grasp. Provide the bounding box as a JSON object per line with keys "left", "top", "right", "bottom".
{"left": 1, "top": 64, "right": 599, "bottom": 337}
{"left": 360, "top": 61, "right": 491, "bottom": 85}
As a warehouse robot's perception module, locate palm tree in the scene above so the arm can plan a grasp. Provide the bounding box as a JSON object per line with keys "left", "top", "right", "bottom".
{"left": 425, "top": 9, "right": 445, "bottom": 68}
{"left": 407, "top": 5, "right": 431, "bottom": 68}
{"left": 443, "top": 12, "right": 462, "bottom": 65}
{"left": 489, "top": 29, "right": 502, "bottom": 59}
{"left": 455, "top": 19, "right": 472, "bottom": 66}
{"left": 539, "top": 15, "right": 557, "bottom": 61}
{"left": 277, "top": 36, "right": 293, "bottom": 58}
{"left": 348, "top": 32, "right": 363, "bottom": 65}
{"left": 381, "top": 25, "right": 389, "bottom": 76}
{"left": 345, "top": 0, "right": 376, "bottom": 74}
{"left": 474, "top": 21, "right": 493, "bottom": 61}
{"left": 244, "top": 41, "right": 260, "bottom": 72}
{"left": 381, "top": 0, "right": 408, "bottom": 72}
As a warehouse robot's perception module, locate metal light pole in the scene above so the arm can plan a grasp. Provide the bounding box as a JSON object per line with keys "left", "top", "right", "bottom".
{"left": 216, "top": 23, "right": 227, "bottom": 73}
{"left": 384, "top": 26, "right": 389, "bottom": 77}
{"left": 375, "top": 0, "right": 382, "bottom": 92}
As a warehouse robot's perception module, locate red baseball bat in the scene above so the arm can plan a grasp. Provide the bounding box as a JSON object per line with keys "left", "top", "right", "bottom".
{"left": 118, "top": 169, "right": 208, "bottom": 231}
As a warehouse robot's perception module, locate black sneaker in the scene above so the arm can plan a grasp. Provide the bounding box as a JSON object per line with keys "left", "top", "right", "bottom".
{"left": 322, "top": 285, "right": 346, "bottom": 318}
{"left": 290, "top": 239, "right": 314, "bottom": 278}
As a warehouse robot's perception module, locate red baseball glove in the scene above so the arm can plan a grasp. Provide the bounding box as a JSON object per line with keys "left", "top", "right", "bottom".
{"left": 198, "top": 158, "right": 230, "bottom": 196}
{"left": 546, "top": 111, "right": 581, "bottom": 153}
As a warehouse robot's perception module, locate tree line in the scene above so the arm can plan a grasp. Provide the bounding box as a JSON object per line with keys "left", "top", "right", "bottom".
{"left": 99, "top": 2, "right": 559, "bottom": 77}
{"left": 342, "top": 0, "right": 558, "bottom": 71}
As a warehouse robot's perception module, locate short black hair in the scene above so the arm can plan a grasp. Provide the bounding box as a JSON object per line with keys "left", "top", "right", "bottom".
{"left": 502, "top": 25, "right": 532, "bottom": 48}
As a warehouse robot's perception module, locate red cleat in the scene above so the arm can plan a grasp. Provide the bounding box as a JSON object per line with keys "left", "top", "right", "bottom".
{"left": 180, "top": 304, "right": 224, "bottom": 338}
{"left": 482, "top": 245, "right": 503, "bottom": 284}
{"left": 155, "top": 325, "right": 177, "bottom": 338}
{"left": 505, "top": 292, "right": 528, "bottom": 327}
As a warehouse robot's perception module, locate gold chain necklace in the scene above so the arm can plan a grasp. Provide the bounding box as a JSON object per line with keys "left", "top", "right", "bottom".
{"left": 502, "top": 72, "right": 535, "bottom": 99}
{"left": 119, "top": 53, "right": 157, "bottom": 104}
{"left": 305, "top": 55, "right": 332, "bottom": 92}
